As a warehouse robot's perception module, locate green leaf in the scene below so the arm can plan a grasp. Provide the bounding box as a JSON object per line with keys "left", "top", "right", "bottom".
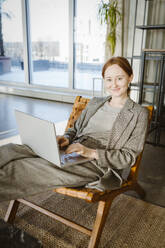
{"left": 98, "top": 0, "right": 121, "bottom": 55}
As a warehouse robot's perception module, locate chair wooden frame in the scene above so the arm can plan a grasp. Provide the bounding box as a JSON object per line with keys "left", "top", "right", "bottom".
{"left": 4, "top": 96, "right": 153, "bottom": 248}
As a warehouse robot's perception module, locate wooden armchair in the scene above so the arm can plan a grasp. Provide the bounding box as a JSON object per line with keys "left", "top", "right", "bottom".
{"left": 4, "top": 96, "right": 153, "bottom": 248}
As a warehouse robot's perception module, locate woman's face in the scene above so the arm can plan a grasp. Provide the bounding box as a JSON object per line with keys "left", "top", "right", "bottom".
{"left": 104, "top": 64, "right": 133, "bottom": 98}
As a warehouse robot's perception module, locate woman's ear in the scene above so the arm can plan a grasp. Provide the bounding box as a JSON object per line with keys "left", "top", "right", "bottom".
{"left": 129, "top": 74, "right": 133, "bottom": 83}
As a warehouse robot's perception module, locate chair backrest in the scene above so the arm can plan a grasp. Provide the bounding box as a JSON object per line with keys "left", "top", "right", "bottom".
{"left": 66, "top": 96, "right": 153, "bottom": 182}
{"left": 65, "top": 96, "right": 90, "bottom": 131}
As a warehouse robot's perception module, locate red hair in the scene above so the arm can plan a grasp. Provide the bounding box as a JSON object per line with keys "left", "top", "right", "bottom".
{"left": 102, "top": 57, "right": 133, "bottom": 78}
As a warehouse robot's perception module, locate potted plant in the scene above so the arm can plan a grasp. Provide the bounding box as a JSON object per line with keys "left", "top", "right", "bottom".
{"left": 98, "top": 0, "right": 122, "bottom": 56}
{"left": 0, "top": 0, "right": 11, "bottom": 74}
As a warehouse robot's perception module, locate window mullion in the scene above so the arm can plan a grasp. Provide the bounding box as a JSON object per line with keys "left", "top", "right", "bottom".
{"left": 21, "top": 0, "right": 33, "bottom": 85}
{"left": 68, "top": 0, "right": 74, "bottom": 90}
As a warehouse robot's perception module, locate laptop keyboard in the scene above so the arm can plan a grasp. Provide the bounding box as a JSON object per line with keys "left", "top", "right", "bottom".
{"left": 61, "top": 152, "right": 82, "bottom": 164}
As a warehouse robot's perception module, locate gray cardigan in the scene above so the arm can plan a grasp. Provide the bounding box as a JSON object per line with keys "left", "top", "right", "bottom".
{"left": 64, "top": 96, "right": 149, "bottom": 190}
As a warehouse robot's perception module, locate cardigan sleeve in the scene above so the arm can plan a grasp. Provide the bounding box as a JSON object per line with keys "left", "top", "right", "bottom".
{"left": 96, "top": 107, "right": 149, "bottom": 170}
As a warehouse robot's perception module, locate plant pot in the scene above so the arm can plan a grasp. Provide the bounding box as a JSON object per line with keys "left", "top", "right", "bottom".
{"left": 0, "top": 56, "right": 11, "bottom": 75}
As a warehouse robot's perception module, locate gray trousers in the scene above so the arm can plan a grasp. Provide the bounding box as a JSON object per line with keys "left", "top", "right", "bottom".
{"left": 0, "top": 143, "right": 103, "bottom": 202}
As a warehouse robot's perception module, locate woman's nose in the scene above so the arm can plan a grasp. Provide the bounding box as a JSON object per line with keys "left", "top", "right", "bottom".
{"left": 111, "top": 79, "right": 117, "bottom": 87}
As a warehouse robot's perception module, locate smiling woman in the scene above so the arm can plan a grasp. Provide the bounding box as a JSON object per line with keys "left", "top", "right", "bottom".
{"left": 102, "top": 57, "right": 133, "bottom": 108}
{"left": 0, "top": 56, "right": 149, "bottom": 202}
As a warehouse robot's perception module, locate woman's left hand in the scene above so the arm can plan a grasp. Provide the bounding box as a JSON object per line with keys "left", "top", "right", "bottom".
{"left": 65, "top": 143, "right": 98, "bottom": 159}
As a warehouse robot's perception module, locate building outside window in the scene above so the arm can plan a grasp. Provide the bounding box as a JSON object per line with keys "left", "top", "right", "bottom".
{"left": 29, "top": 0, "right": 69, "bottom": 88}
{"left": 0, "top": 0, "right": 25, "bottom": 83}
{"left": 0, "top": 0, "right": 106, "bottom": 95}
{"left": 74, "top": 0, "right": 106, "bottom": 92}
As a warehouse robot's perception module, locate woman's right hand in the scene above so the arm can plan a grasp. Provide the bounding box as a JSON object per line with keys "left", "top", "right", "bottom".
{"left": 56, "top": 135, "right": 69, "bottom": 149}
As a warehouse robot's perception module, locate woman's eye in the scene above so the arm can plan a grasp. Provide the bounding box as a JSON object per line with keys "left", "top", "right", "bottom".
{"left": 118, "top": 77, "right": 122, "bottom": 80}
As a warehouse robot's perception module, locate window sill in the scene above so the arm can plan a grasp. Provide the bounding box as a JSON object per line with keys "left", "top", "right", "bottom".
{"left": 0, "top": 83, "right": 93, "bottom": 103}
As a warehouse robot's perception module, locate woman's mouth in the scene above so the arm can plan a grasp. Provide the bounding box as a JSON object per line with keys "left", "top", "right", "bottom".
{"left": 111, "top": 88, "right": 120, "bottom": 91}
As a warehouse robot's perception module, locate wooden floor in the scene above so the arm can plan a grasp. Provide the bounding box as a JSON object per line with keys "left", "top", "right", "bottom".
{"left": 0, "top": 93, "right": 72, "bottom": 140}
{"left": 0, "top": 93, "right": 165, "bottom": 208}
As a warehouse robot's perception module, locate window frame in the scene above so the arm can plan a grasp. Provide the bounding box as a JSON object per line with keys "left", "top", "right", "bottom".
{"left": 0, "top": 0, "right": 103, "bottom": 99}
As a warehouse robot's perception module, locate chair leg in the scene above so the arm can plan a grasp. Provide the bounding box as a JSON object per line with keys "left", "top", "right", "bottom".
{"left": 133, "top": 183, "right": 146, "bottom": 199}
{"left": 88, "top": 200, "right": 112, "bottom": 248}
{"left": 4, "top": 200, "right": 20, "bottom": 224}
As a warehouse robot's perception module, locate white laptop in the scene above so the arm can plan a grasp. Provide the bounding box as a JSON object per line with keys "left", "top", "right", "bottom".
{"left": 14, "top": 110, "right": 93, "bottom": 167}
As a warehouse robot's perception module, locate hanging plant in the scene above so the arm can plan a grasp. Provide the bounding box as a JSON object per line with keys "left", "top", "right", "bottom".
{"left": 98, "top": 0, "right": 122, "bottom": 55}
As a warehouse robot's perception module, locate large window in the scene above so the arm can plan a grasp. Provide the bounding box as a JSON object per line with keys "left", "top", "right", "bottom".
{"left": 0, "top": 0, "right": 107, "bottom": 95}
{"left": 0, "top": 0, "right": 25, "bottom": 83}
{"left": 29, "top": 0, "right": 69, "bottom": 88}
{"left": 74, "top": 0, "right": 106, "bottom": 92}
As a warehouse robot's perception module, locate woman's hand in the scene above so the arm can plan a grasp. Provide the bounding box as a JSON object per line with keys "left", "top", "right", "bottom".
{"left": 65, "top": 143, "right": 98, "bottom": 160}
{"left": 56, "top": 135, "right": 69, "bottom": 149}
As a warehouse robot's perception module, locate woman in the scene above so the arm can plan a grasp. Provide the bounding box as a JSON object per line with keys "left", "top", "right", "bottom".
{"left": 0, "top": 57, "right": 149, "bottom": 202}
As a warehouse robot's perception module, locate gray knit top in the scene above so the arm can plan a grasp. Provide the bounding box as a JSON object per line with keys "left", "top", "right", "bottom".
{"left": 80, "top": 101, "right": 122, "bottom": 145}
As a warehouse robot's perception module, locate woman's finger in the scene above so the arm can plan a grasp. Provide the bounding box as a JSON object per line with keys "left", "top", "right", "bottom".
{"left": 77, "top": 150, "right": 83, "bottom": 155}
{"left": 65, "top": 144, "right": 81, "bottom": 154}
{"left": 60, "top": 139, "right": 69, "bottom": 147}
